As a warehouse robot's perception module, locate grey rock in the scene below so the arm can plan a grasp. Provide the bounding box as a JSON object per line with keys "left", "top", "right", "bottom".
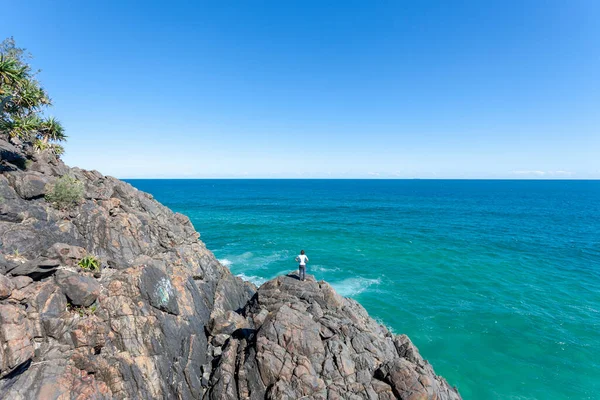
{"left": 55, "top": 271, "right": 100, "bottom": 307}
{"left": 0, "top": 138, "right": 27, "bottom": 171}
{"left": 0, "top": 203, "right": 25, "bottom": 223}
{"left": 0, "top": 274, "right": 14, "bottom": 299}
{"left": 44, "top": 243, "right": 87, "bottom": 268}
{"left": 209, "top": 310, "right": 248, "bottom": 336}
{"left": 0, "top": 304, "right": 34, "bottom": 379}
{"left": 207, "top": 273, "right": 461, "bottom": 400}
{"left": 8, "top": 257, "right": 61, "bottom": 280}
{"left": 139, "top": 265, "right": 179, "bottom": 315}
{"left": 7, "top": 172, "right": 50, "bottom": 199}
{"left": 11, "top": 275, "right": 33, "bottom": 289}
{"left": 212, "top": 333, "right": 230, "bottom": 347}
{"left": 28, "top": 150, "right": 68, "bottom": 176}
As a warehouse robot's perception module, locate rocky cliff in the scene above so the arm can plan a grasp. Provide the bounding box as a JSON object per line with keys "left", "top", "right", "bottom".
{"left": 0, "top": 136, "right": 461, "bottom": 399}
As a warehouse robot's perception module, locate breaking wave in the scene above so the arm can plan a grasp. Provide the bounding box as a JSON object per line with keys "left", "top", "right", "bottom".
{"left": 236, "top": 273, "right": 268, "bottom": 286}
{"left": 219, "top": 258, "right": 232, "bottom": 267}
{"left": 331, "top": 277, "right": 381, "bottom": 297}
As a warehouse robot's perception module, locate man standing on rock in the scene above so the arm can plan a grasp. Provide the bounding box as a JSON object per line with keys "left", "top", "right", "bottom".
{"left": 295, "top": 250, "right": 309, "bottom": 281}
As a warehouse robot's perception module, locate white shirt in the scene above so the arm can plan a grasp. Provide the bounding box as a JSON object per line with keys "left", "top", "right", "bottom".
{"left": 296, "top": 254, "right": 309, "bottom": 265}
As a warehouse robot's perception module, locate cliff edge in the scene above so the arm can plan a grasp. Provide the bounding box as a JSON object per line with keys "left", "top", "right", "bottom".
{"left": 0, "top": 136, "right": 460, "bottom": 399}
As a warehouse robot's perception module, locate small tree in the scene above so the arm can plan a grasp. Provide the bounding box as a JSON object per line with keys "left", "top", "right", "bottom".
{"left": 45, "top": 175, "right": 84, "bottom": 209}
{"left": 0, "top": 37, "right": 66, "bottom": 156}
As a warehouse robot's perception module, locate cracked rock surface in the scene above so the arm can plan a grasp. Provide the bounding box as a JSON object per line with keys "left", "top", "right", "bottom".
{"left": 206, "top": 274, "right": 460, "bottom": 400}
{"left": 0, "top": 135, "right": 460, "bottom": 399}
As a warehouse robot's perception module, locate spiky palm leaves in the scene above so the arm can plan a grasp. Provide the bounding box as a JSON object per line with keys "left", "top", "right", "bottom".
{"left": 0, "top": 37, "right": 66, "bottom": 158}
{"left": 1, "top": 114, "right": 65, "bottom": 155}
{"left": 8, "top": 79, "right": 50, "bottom": 112}
{"left": 37, "top": 116, "right": 66, "bottom": 156}
{"left": 39, "top": 116, "right": 66, "bottom": 142}
{"left": 0, "top": 114, "right": 41, "bottom": 138}
{"left": 0, "top": 56, "right": 23, "bottom": 113}
{"left": 0, "top": 55, "right": 26, "bottom": 88}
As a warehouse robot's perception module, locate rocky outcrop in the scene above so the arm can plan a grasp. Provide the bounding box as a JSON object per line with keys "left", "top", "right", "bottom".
{"left": 0, "top": 134, "right": 460, "bottom": 399}
{"left": 205, "top": 274, "right": 460, "bottom": 400}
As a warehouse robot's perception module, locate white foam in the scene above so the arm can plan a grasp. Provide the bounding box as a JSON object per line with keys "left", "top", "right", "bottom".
{"left": 219, "top": 250, "right": 290, "bottom": 270}
{"left": 219, "top": 258, "right": 232, "bottom": 267}
{"left": 375, "top": 317, "right": 396, "bottom": 334}
{"left": 236, "top": 273, "right": 267, "bottom": 286}
{"left": 331, "top": 277, "right": 381, "bottom": 297}
{"left": 310, "top": 264, "right": 341, "bottom": 273}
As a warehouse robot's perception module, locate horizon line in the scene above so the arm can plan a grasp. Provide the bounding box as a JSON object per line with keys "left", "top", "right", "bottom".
{"left": 119, "top": 177, "right": 600, "bottom": 181}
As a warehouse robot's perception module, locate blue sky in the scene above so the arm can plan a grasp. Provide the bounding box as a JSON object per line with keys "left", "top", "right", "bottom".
{"left": 2, "top": 1, "right": 599, "bottom": 178}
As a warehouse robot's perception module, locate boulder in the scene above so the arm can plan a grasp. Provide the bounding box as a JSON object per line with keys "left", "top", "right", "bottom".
{"left": 0, "top": 304, "right": 34, "bottom": 379}
{"left": 0, "top": 274, "right": 15, "bottom": 299}
{"left": 211, "top": 333, "right": 230, "bottom": 347}
{"left": 11, "top": 275, "right": 33, "bottom": 290}
{"left": 139, "top": 265, "right": 179, "bottom": 315}
{"left": 7, "top": 257, "right": 61, "bottom": 280}
{"left": 55, "top": 271, "right": 101, "bottom": 307}
{"left": 208, "top": 310, "right": 249, "bottom": 336}
{"left": 0, "top": 138, "right": 27, "bottom": 171}
{"left": 28, "top": 150, "right": 69, "bottom": 176}
{"left": 0, "top": 254, "right": 16, "bottom": 275}
{"left": 7, "top": 172, "right": 50, "bottom": 199}
{"left": 45, "top": 243, "right": 87, "bottom": 268}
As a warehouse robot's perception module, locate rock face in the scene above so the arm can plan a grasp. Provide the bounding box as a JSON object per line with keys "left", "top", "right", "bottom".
{"left": 206, "top": 274, "right": 460, "bottom": 400}
{"left": 0, "top": 134, "right": 461, "bottom": 399}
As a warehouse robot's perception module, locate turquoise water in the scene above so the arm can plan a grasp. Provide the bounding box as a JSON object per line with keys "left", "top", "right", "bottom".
{"left": 127, "top": 179, "right": 600, "bottom": 399}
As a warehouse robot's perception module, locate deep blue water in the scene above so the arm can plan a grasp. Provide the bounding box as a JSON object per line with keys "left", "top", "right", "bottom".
{"left": 126, "top": 179, "right": 600, "bottom": 399}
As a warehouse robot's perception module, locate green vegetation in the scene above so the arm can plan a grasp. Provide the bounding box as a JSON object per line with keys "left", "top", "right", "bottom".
{"left": 67, "top": 301, "right": 98, "bottom": 317}
{"left": 0, "top": 37, "right": 66, "bottom": 156}
{"left": 45, "top": 175, "right": 84, "bottom": 209}
{"left": 78, "top": 255, "right": 100, "bottom": 272}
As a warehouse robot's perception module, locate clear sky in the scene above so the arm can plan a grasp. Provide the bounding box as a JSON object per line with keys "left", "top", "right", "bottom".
{"left": 2, "top": 1, "right": 599, "bottom": 178}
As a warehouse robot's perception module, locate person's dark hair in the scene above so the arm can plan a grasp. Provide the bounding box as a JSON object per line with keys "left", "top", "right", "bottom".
{"left": 300, "top": 250, "right": 305, "bottom": 255}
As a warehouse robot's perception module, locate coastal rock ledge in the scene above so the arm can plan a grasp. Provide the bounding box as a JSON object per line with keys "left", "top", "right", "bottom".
{"left": 0, "top": 136, "right": 461, "bottom": 399}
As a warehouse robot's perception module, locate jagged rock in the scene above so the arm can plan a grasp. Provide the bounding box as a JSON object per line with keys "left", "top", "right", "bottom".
{"left": 139, "top": 265, "right": 179, "bottom": 315}
{"left": 0, "top": 138, "right": 27, "bottom": 171}
{"left": 208, "top": 310, "right": 249, "bottom": 336}
{"left": 0, "top": 275, "right": 14, "bottom": 299}
{"left": 28, "top": 150, "right": 68, "bottom": 176}
{"left": 7, "top": 172, "right": 50, "bottom": 199}
{"left": 44, "top": 243, "right": 87, "bottom": 268}
{"left": 211, "top": 333, "right": 230, "bottom": 347}
{"left": 11, "top": 275, "right": 32, "bottom": 290}
{"left": 0, "top": 135, "right": 460, "bottom": 399}
{"left": 0, "top": 304, "right": 34, "bottom": 379}
{"left": 55, "top": 271, "right": 101, "bottom": 307}
{"left": 7, "top": 257, "right": 61, "bottom": 280}
{"left": 207, "top": 274, "right": 461, "bottom": 400}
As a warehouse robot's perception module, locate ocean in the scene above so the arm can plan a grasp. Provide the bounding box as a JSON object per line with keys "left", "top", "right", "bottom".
{"left": 126, "top": 179, "right": 600, "bottom": 399}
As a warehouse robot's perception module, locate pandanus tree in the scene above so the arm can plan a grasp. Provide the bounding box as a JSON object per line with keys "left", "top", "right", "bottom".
{"left": 0, "top": 37, "right": 66, "bottom": 157}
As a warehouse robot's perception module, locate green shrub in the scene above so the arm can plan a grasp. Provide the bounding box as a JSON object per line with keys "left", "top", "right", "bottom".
{"left": 78, "top": 255, "right": 100, "bottom": 272}
{"left": 45, "top": 175, "right": 84, "bottom": 209}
